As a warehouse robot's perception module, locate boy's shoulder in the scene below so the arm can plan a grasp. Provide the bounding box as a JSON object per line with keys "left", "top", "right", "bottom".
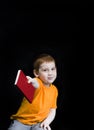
{"left": 51, "top": 84, "right": 58, "bottom": 92}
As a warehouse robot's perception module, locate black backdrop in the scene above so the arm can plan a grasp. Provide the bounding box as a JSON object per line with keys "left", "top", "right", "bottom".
{"left": 0, "top": 3, "right": 93, "bottom": 130}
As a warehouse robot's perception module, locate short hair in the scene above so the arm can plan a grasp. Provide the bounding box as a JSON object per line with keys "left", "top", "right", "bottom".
{"left": 33, "top": 53, "right": 56, "bottom": 71}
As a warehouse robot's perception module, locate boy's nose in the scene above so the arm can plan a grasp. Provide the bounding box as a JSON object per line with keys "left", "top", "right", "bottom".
{"left": 48, "top": 70, "right": 52, "bottom": 75}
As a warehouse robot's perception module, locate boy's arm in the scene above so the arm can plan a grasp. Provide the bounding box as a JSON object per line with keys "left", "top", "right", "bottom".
{"left": 40, "top": 108, "right": 56, "bottom": 130}
{"left": 26, "top": 76, "right": 39, "bottom": 88}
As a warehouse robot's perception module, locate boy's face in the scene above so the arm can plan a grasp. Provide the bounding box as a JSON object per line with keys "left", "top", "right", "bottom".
{"left": 37, "top": 61, "right": 57, "bottom": 86}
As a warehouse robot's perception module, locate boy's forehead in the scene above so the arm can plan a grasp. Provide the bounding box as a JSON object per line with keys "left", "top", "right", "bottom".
{"left": 40, "top": 62, "right": 55, "bottom": 68}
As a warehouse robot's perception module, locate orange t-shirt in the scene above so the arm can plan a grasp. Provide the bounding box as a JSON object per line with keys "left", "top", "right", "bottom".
{"left": 11, "top": 78, "right": 58, "bottom": 125}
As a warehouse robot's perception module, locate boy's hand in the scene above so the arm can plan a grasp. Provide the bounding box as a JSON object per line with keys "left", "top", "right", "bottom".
{"left": 40, "top": 121, "right": 51, "bottom": 130}
{"left": 26, "top": 76, "right": 39, "bottom": 88}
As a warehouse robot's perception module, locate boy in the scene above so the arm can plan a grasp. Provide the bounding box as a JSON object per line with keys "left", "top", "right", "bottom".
{"left": 8, "top": 53, "right": 58, "bottom": 130}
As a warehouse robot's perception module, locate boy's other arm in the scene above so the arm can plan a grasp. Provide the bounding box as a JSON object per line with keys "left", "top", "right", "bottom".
{"left": 40, "top": 108, "right": 56, "bottom": 130}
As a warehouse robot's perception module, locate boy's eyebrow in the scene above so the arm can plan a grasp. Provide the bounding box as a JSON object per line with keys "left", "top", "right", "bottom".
{"left": 40, "top": 66, "right": 56, "bottom": 69}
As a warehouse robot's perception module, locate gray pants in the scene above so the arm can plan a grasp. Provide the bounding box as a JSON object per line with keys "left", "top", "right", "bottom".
{"left": 8, "top": 120, "right": 43, "bottom": 130}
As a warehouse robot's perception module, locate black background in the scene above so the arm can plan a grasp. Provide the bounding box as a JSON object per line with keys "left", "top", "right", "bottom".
{"left": 0, "top": 3, "right": 93, "bottom": 130}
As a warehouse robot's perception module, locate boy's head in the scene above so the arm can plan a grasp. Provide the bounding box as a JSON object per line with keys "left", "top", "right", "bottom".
{"left": 33, "top": 53, "right": 57, "bottom": 85}
{"left": 33, "top": 53, "right": 56, "bottom": 72}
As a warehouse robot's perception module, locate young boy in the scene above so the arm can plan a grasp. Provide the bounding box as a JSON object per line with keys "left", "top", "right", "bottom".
{"left": 8, "top": 53, "right": 58, "bottom": 130}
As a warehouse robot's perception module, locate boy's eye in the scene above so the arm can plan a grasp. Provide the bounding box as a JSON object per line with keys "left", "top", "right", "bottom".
{"left": 52, "top": 67, "right": 56, "bottom": 70}
{"left": 43, "top": 69, "right": 47, "bottom": 71}
{"left": 42, "top": 68, "right": 56, "bottom": 71}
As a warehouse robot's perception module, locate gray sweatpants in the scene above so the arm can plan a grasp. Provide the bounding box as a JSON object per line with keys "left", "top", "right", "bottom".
{"left": 8, "top": 120, "right": 44, "bottom": 130}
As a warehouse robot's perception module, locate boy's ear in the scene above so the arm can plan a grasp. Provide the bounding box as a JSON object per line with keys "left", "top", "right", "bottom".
{"left": 33, "top": 69, "right": 39, "bottom": 77}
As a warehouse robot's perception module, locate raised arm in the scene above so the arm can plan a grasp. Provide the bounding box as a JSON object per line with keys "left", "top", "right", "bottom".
{"left": 26, "top": 76, "right": 39, "bottom": 88}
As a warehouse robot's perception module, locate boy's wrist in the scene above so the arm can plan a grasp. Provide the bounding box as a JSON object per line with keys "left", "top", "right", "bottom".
{"left": 32, "top": 78, "right": 39, "bottom": 88}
